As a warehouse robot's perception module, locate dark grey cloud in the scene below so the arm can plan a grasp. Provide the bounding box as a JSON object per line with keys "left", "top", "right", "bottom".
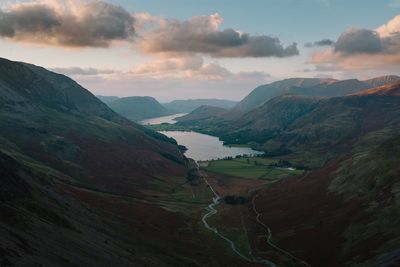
{"left": 0, "top": 1, "right": 135, "bottom": 47}
{"left": 139, "top": 14, "right": 299, "bottom": 58}
{"left": 334, "top": 28, "right": 383, "bottom": 54}
{"left": 305, "top": 38, "right": 335, "bottom": 47}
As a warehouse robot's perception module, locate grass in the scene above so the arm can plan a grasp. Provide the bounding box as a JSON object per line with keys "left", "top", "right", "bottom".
{"left": 143, "top": 175, "right": 214, "bottom": 215}
{"left": 201, "top": 158, "right": 304, "bottom": 180}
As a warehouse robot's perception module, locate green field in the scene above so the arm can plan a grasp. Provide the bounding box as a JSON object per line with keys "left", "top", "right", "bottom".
{"left": 201, "top": 158, "right": 304, "bottom": 180}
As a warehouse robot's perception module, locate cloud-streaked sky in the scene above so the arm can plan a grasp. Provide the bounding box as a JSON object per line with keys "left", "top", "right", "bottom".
{"left": 0, "top": 0, "right": 399, "bottom": 101}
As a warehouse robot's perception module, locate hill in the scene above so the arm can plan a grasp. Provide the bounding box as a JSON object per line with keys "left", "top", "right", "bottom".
{"left": 0, "top": 58, "right": 246, "bottom": 266}
{"left": 192, "top": 82, "right": 400, "bottom": 266}
{"left": 233, "top": 78, "right": 332, "bottom": 112}
{"left": 219, "top": 83, "right": 400, "bottom": 163}
{"left": 175, "top": 105, "right": 228, "bottom": 122}
{"left": 108, "top": 96, "right": 170, "bottom": 121}
{"left": 233, "top": 76, "right": 399, "bottom": 113}
{"left": 164, "top": 98, "right": 237, "bottom": 113}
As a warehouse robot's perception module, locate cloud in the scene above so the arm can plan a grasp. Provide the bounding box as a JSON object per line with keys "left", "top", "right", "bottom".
{"left": 0, "top": 2, "right": 298, "bottom": 60}
{"left": 77, "top": 70, "right": 272, "bottom": 102}
{"left": 50, "top": 67, "right": 116, "bottom": 76}
{"left": 130, "top": 56, "right": 204, "bottom": 75}
{"left": 334, "top": 28, "right": 382, "bottom": 54}
{"left": 309, "top": 15, "right": 400, "bottom": 70}
{"left": 137, "top": 13, "right": 299, "bottom": 58}
{"left": 376, "top": 14, "right": 400, "bottom": 37}
{"left": 305, "top": 38, "right": 335, "bottom": 47}
{"left": 301, "top": 64, "right": 341, "bottom": 72}
{"left": 129, "top": 56, "right": 270, "bottom": 81}
{"left": 0, "top": 0, "right": 135, "bottom": 47}
{"left": 236, "top": 71, "right": 271, "bottom": 81}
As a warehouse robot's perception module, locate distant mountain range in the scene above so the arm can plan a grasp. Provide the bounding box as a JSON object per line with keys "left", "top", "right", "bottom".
{"left": 233, "top": 75, "right": 400, "bottom": 112}
{"left": 96, "top": 95, "right": 238, "bottom": 121}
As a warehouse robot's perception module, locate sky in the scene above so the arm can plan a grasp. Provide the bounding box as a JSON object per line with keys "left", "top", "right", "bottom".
{"left": 0, "top": 0, "right": 399, "bottom": 101}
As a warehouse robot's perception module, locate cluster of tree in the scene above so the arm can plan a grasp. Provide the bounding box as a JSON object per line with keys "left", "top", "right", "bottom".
{"left": 269, "top": 159, "right": 292, "bottom": 168}
{"left": 178, "top": 145, "right": 188, "bottom": 152}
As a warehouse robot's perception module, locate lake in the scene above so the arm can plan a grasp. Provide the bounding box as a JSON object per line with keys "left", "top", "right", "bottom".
{"left": 141, "top": 113, "right": 187, "bottom": 125}
{"left": 160, "top": 131, "right": 263, "bottom": 161}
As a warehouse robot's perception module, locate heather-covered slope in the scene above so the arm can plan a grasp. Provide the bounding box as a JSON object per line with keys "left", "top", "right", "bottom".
{"left": 0, "top": 58, "right": 245, "bottom": 266}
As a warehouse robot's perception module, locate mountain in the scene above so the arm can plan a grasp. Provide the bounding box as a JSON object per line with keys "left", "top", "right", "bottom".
{"left": 219, "top": 83, "right": 400, "bottom": 163}
{"left": 251, "top": 134, "right": 400, "bottom": 266}
{"left": 239, "top": 85, "right": 400, "bottom": 265}
{"left": 233, "top": 76, "right": 400, "bottom": 113}
{"left": 163, "top": 98, "right": 237, "bottom": 113}
{"left": 96, "top": 95, "right": 119, "bottom": 104}
{"left": 188, "top": 82, "right": 400, "bottom": 266}
{"left": 292, "top": 78, "right": 370, "bottom": 97}
{"left": 363, "top": 75, "right": 400, "bottom": 88}
{"left": 175, "top": 105, "right": 227, "bottom": 123}
{"left": 108, "top": 96, "right": 170, "bottom": 121}
{"left": 233, "top": 78, "right": 332, "bottom": 112}
{"left": 0, "top": 58, "right": 245, "bottom": 266}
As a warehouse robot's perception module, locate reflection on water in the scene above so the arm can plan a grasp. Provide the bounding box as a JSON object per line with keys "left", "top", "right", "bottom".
{"left": 140, "top": 113, "right": 187, "bottom": 125}
{"left": 160, "top": 131, "right": 263, "bottom": 161}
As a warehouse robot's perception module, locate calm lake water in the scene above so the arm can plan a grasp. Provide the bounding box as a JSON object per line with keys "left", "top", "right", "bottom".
{"left": 141, "top": 113, "right": 187, "bottom": 125}
{"left": 160, "top": 131, "right": 263, "bottom": 161}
